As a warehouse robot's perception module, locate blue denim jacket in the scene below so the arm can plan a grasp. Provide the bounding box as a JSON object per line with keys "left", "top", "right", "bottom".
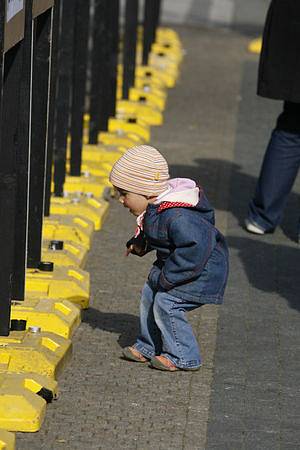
{"left": 144, "top": 193, "right": 229, "bottom": 304}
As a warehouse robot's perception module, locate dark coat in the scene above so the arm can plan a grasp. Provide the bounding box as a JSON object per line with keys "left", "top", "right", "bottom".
{"left": 257, "top": 0, "right": 300, "bottom": 102}
{"left": 143, "top": 193, "right": 229, "bottom": 305}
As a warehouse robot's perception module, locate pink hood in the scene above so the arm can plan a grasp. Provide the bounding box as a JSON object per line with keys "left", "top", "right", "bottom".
{"left": 154, "top": 178, "right": 200, "bottom": 206}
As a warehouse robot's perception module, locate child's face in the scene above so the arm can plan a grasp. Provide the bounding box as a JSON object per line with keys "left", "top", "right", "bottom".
{"left": 114, "top": 188, "right": 150, "bottom": 216}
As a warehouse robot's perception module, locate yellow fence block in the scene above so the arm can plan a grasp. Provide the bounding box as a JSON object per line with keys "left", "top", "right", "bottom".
{"left": 0, "top": 373, "right": 57, "bottom": 432}
{"left": 135, "top": 65, "right": 176, "bottom": 89}
{"left": 156, "top": 27, "right": 182, "bottom": 45}
{"left": 117, "top": 82, "right": 167, "bottom": 105}
{"left": 118, "top": 63, "right": 166, "bottom": 91}
{"left": 78, "top": 160, "right": 111, "bottom": 177}
{"left": 98, "top": 130, "right": 145, "bottom": 147}
{"left": 149, "top": 53, "right": 180, "bottom": 78}
{"left": 50, "top": 194, "right": 109, "bottom": 231}
{"left": 61, "top": 173, "right": 109, "bottom": 198}
{"left": 248, "top": 37, "right": 262, "bottom": 54}
{"left": 116, "top": 100, "right": 163, "bottom": 126}
{"left": 43, "top": 215, "right": 94, "bottom": 250}
{"left": 128, "top": 87, "right": 166, "bottom": 111}
{"left": 66, "top": 160, "right": 110, "bottom": 178}
{"left": 133, "top": 76, "right": 167, "bottom": 93}
{"left": 42, "top": 239, "right": 88, "bottom": 268}
{"left": 155, "top": 36, "right": 183, "bottom": 52}
{"left": 135, "top": 41, "right": 181, "bottom": 73}
{"left": 0, "top": 331, "right": 71, "bottom": 379}
{"left": 11, "top": 298, "right": 81, "bottom": 339}
{"left": 25, "top": 265, "right": 90, "bottom": 309}
{"left": 151, "top": 42, "right": 183, "bottom": 64}
{"left": 108, "top": 117, "right": 151, "bottom": 142}
{"left": 0, "top": 430, "right": 15, "bottom": 449}
{"left": 80, "top": 145, "right": 123, "bottom": 166}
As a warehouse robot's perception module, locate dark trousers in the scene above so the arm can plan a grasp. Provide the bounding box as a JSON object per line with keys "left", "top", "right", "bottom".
{"left": 248, "top": 102, "right": 300, "bottom": 231}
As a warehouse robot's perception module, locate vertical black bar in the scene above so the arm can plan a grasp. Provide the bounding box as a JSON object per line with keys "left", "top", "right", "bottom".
{"left": 0, "top": 1, "right": 16, "bottom": 334}
{"left": 142, "top": 0, "right": 156, "bottom": 65}
{"left": 53, "top": 0, "right": 75, "bottom": 196}
{"left": 153, "top": 0, "right": 161, "bottom": 39}
{"left": 11, "top": 0, "right": 33, "bottom": 299}
{"left": 122, "top": 0, "right": 138, "bottom": 100}
{"left": 88, "top": 0, "right": 109, "bottom": 143}
{"left": 44, "top": 0, "right": 61, "bottom": 215}
{"left": 27, "top": 9, "right": 52, "bottom": 268}
{"left": 69, "top": 0, "right": 90, "bottom": 177}
{"left": 0, "top": 3, "right": 3, "bottom": 136}
{"left": 107, "top": 0, "right": 119, "bottom": 118}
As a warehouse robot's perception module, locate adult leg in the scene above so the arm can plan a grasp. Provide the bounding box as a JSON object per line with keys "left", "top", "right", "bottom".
{"left": 153, "top": 291, "right": 202, "bottom": 369}
{"left": 247, "top": 102, "right": 300, "bottom": 232}
{"left": 133, "top": 282, "right": 162, "bottom": 358}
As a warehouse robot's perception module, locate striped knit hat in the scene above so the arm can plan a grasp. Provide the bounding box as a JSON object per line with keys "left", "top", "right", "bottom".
{"left": 109, "top": 145, "right": 169, "bottom": 196}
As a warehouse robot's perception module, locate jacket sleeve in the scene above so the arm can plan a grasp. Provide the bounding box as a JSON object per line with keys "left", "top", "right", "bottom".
{"left": 158, "top": 214, "right": 214, "bottom": 290}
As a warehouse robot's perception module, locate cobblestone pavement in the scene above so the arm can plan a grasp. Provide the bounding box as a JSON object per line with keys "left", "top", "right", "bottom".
{"left": 17, "top": 24, "right": 299, "bottom": 450}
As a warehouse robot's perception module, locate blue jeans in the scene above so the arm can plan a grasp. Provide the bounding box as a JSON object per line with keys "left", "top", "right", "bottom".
{"left": 134, "top": 282, "right": 202, "bottom": 369}
{"left": 248, "top": 129, "right": 300, "bottom": 231}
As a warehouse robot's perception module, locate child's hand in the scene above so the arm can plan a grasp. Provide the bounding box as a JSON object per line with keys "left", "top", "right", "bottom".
{"left": 125, "top": 245, "right": 134, "bottom": 256}
{"left": 126, "top": 233, "right": 150, "bottom": 257}
{"left": 125, "top": 244, "right": 146, "bottom": 257}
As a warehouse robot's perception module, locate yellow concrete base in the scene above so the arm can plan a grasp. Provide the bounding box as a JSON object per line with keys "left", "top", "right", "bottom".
{"left": 0, "top": 430, "right": 15, "bottom": 449}
{"left": 133, "top": 75, "right": 167, "bottom": 91}
{"left": 117, "top": 63, "right": 166, "bottom": 91}
{"left": 43, "top": 215, "right": 94, "bottom": 250}
{"left": 98, "top": 131, "right": 145, "bottom": 147}
{"left": 0, "top": 373, "right": 58, "bottom": 432}
{"left": 152, "top": 42, "right": 183, "bottom": 64}
{"left": 149, "top": 52, "right": 179, "bottom": 80}
{"left": 117, "top": 81, "right": 167, "bottom": 105}
{"left": 42, "top": 239, "right": 88, "bottom": 268}
{"left": 108, "top": 117, "right": 151, "bottom": 142}
{"left": 155, "top": 36, "right": 182, "bottom": 51}
{"left": 61, "top": 173, "right": 109, "bottom": 198}
{"left": 128, "top": 87, "right": 166, "bottom": 111}
{"left": 0, "top": 331, "right": 71, "bottom": 379}
{"left": 25, "top": 265, "right": 90, "bottom": 309}
{"left": 81, "top": 144, "right": 124, "bottom": 164}
{"left": 66, "top": 160, "right": 110, "bottom": 178}
{"left": 135, "top": 65, "right": 175, "bottom": 89}
{"left": 70, "top": 160, "right": 111, "bottom": 178}
{"left": 116, "top": 100, "right": 163, "bottom": 126}
{"left": 156, "top": 27, "right": 182, "bottom": 46}
{"left": 50, "top": 194, "right": 109, "bottom": 231}
{"left": 248, "top": 37, "right": 262, "bottom": 54}
{"left": 11, "top": 298, "right": 81, "bottom": 339}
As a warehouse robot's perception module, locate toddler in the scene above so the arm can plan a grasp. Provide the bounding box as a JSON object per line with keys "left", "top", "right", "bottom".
{"left": 109, "top": 145, "right": 229, "bottom": 371}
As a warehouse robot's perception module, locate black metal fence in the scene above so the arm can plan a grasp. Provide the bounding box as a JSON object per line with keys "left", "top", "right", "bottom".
{"left": 0, "top": 0, "right": 163, "bottom": 335}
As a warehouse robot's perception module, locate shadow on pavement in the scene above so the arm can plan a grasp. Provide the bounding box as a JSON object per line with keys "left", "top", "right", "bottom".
{"left": 170, "top": 158, "right": 300, "bottom": 242}
{"left": 228, "top": 236, "right": 300, "bottom": 312}
{"left": 82, "top": 308, "right": 139, "bottom": 347}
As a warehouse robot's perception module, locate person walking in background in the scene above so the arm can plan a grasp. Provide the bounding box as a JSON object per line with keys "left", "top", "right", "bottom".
{"left": 245, "top": 0, "right": 300, "bottom": 236}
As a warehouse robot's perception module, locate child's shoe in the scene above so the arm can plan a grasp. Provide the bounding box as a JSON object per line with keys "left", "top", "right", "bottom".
{"left": 150, "top": 355, "right": 201, "bottom": 372}
{"left": 150, "top": 355, "right": 178, "bottom": 371}
{"left": 122, "top": 346, "right": 149, "bottom": 363}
